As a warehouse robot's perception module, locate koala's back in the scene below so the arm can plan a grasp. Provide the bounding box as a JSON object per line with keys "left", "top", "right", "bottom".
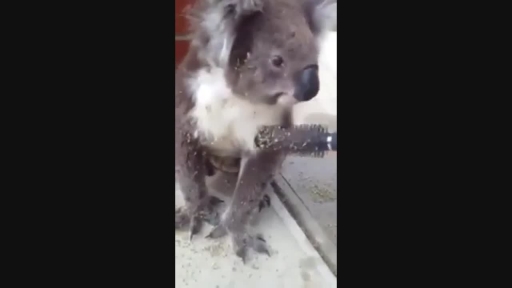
{"left": 187, "top": 67, "right": 288, "bottom": 157}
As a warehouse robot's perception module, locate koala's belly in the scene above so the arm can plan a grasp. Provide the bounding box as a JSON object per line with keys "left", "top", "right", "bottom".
{"left": 206, "top": 154, "right": 241, "bottom": 174}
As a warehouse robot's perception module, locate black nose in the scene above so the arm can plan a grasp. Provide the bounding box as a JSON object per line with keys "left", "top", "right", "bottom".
{"left": 294, "top": 65, "right": 320, "bottom": 102}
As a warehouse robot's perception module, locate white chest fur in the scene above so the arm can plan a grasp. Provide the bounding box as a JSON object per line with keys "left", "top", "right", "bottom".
{"left": 187, "top": 68, "right": 286, "bottom": 156}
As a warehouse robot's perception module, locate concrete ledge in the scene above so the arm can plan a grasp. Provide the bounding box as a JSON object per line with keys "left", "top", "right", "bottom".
{"left": 266, "top": 187, "right": 337, "bottom": 285}
{"left": 271, "top": 176, "right": 338, "bottom": 276}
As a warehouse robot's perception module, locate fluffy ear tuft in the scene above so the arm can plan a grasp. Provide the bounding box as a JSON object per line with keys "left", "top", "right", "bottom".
{"left": 228, "top": 0, "right": 264, "bottom": 18}
{"left": 187, "top": 0, "right": 263, "bottom": 67}
{"left": 304, "top": 0, "right": 337, "bottom": 35}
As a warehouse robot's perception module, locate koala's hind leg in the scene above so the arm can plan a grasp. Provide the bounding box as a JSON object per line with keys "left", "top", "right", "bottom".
{"left": 207, "top": 151, "right": 284, "bottom": 263}
{"left": 175, "top": 131, "right": 223, "bottom": 240}
{"left": 207, "top": 155, "right": 271, "bottom": 212}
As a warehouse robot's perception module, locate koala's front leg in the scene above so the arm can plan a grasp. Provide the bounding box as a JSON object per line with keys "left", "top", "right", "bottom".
{"left": 207, "top": 151, "right": 284, "bottom": 263}
{"left": 175, "top": 131, "right": 223, "bottom": 240}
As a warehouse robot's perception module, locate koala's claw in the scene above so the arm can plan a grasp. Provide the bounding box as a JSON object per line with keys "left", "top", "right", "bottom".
{"left": 233, "top": 232, "right": 271, "bottom": 264}
{"left": 175, "top": 195, "right": 224, "bottom": 240}
{"left": 207, "top": 195, "right": 224, "bottom": 206}
{"left": 258, "top": 194, "right": 271, "bottom": 212}
{"left": 189, "top": 215, "right": 203, "bottom": 240}
{"left": 175, "top": 208, "right": 212, "bottom": 241}
{"left": 206, "top": 222, "right": 271, "bottom": 263}
{"left": 205, "top": 223, "right": 228, "bottom": 239}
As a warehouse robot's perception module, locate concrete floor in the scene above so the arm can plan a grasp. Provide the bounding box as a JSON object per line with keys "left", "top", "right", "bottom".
{"left": 175, "top": 181, "right": 336, "bottom": 287}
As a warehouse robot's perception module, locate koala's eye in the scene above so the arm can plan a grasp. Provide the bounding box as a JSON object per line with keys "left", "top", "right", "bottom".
{"left": 271, "top": 56, "right": 284, "bottom": 68}
{"left": 225, "top": 4, "right": 235, "bottom": 15}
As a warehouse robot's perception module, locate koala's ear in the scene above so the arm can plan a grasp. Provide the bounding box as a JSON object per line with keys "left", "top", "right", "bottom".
{"left": 304, "top": 0, "right": 337, "bottom": 35}
{"left": 188, "top": 0, "right": 263, "bottom": 67}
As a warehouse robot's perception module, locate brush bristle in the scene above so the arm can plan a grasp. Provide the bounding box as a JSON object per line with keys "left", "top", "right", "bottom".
{"left": 255, "top": 124, "right": 332, "bottom": 157}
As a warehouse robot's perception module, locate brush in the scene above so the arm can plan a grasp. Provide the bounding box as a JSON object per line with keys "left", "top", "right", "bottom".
{"left": 254, "top": 124, "right": 337, "bottom": 157}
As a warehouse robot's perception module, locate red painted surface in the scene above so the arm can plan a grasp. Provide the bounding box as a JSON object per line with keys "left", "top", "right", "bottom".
{"left": 175, "top": 0, "right": 194, "bottom": 65}
{"left": 175, "top": 40, "right": 190, "bottom": 67}
{"left": 175, "top": 0, "right": 193, "bottom": 35}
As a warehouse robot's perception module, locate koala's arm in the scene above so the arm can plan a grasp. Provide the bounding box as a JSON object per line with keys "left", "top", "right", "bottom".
{"left": 175, "top": 120, "right": 209, "bottom": 208}
{"left": 223, "top": 151, "right": 285, "bottom": 230}
{"left": 175, "top": 74, "right": 209, "bottom": 208}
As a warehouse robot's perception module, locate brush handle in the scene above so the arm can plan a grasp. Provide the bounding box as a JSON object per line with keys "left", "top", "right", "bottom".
{"left": 255, "top": 124, "right": 337, "bottom": 157}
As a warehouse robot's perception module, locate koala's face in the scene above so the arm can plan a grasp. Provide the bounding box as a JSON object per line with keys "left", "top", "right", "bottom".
{"left": 226, "top": 3, "right": 321, "bottom": 106}
{"left": 189, "top": 0, "right": 337, "bottom": 107}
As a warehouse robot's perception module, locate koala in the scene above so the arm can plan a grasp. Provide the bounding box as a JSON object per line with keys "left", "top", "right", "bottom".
{"left": 175, "top": 0, "right": 337, "bottom": 262}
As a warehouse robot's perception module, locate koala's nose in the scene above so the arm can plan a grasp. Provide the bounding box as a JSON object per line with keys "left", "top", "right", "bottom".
{"left": 294, "top": 65, "right": 320, "bottom": 102}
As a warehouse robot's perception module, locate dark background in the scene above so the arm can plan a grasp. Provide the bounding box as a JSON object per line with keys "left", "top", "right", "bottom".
{"left": 1, "top": 1, "right": 507, "bottom": 286}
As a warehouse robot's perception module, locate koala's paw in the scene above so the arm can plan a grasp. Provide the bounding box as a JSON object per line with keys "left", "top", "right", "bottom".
{"left": 206, "top": 224, "right": 271, "bottom": 263}
{"left": 175, "top": 195, "right": 224, "bottom": 240}
{"left": 232, "top": 232, "right": 271, "bottom": 264}
{"left": 258, "top": 194, "right": 271, "bottom": 212}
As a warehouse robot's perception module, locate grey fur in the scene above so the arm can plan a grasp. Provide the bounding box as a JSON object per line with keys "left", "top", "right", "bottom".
{"left": 187, "top": 0, "right": 264, "bottom": 67}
